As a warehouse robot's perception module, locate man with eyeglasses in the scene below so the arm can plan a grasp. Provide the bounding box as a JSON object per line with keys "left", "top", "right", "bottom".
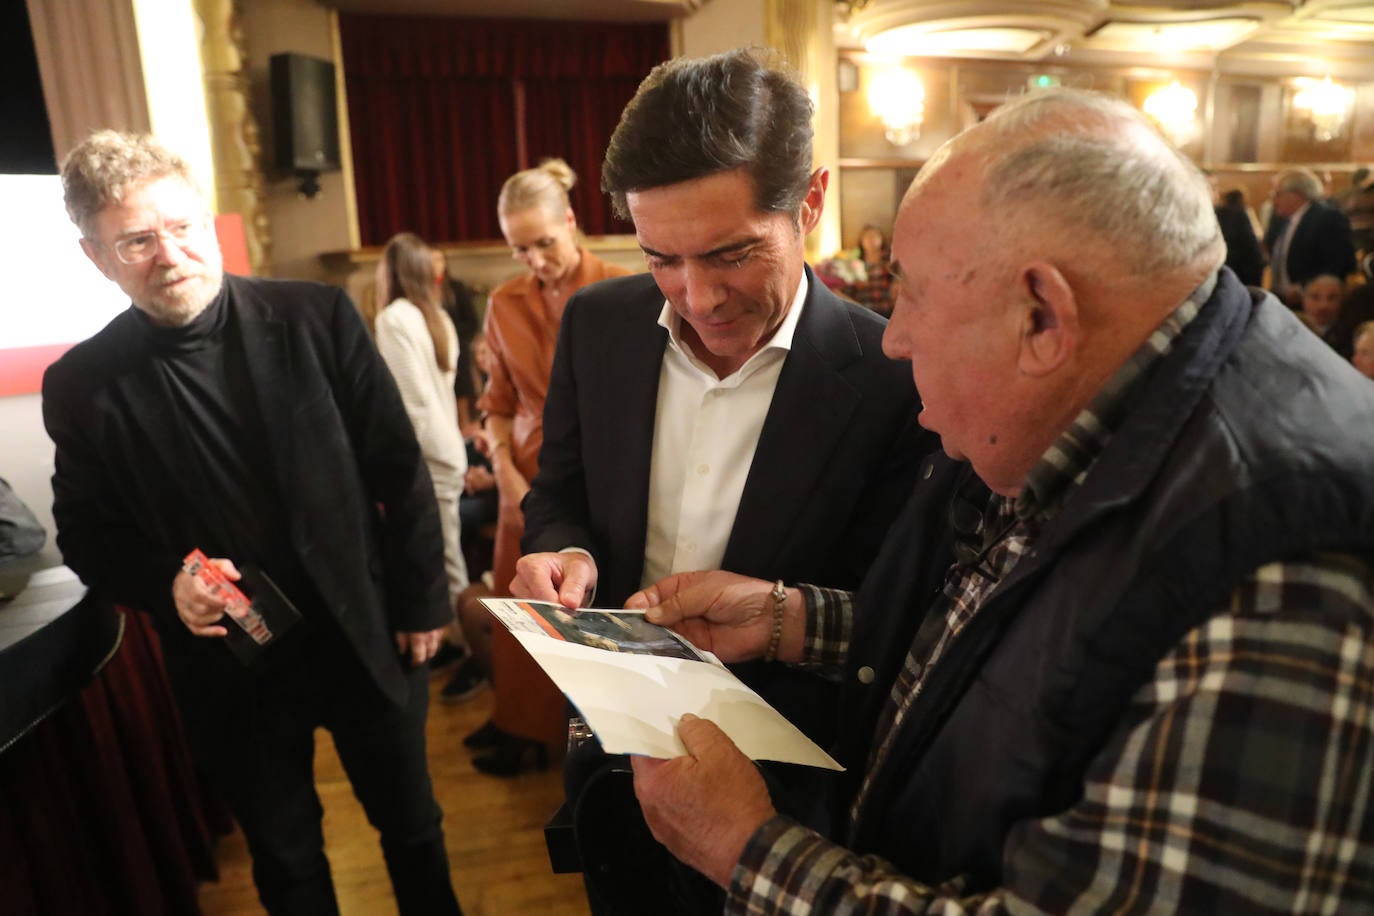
{"left": 620, "top": 89, "right": 1374, "bottom": 913}
{"left": 41, "top": 130, "right": 464, "bottom": 914}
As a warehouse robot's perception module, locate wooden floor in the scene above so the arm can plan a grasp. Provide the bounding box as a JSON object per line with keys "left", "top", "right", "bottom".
{"left": 197, "top": 675, "right": 592, "bottom": 916}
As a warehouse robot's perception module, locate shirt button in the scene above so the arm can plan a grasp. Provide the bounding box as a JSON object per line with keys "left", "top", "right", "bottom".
{"left": 696, "top": 463, "right": 710, "bottom": 476}
{"left": 922, "top": 464, "right": 934, "bottom": 480}
{"left": 857, "top": 666, "right": 875, "bottom": 684}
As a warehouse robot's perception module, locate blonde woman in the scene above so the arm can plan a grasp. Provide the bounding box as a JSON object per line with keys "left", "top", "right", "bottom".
{"left": 468, "top": 159, "right": 631, "bottom": 774}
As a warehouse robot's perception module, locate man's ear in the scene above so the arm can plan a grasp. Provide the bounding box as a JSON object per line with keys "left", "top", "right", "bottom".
{"left": 79, "top": 237, "right": 114, "bottom": 282}
{"left": 797, "top": 167, "right": 829, "bottom": 235}
{"left": 1017, "top": 261, "right": 1078, "bottom": 376}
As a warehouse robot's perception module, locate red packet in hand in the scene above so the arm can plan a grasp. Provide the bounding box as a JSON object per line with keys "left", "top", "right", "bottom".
{"left": 182, "top": 549, "right": 300, "bottom": 664}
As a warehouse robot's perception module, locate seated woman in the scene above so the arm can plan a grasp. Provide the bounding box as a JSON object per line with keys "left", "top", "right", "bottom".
{"left": 846, "top": 223, "right": 896, "bottom": 316}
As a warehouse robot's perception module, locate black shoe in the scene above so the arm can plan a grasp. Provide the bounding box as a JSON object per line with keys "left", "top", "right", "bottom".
{"left": 427, "top": 642, "right": 467, "bottom": 673}
{"left": 463, "top": 719, "right": 507, "bottom": 750}
{"left": 440, "top": 659, "right": 487, "bottom": 704}
{"left": 472, "top": 737, "right": 549, "bottom": 777}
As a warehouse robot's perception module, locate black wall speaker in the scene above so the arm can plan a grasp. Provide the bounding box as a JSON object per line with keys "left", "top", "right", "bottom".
{"left": 270, "top": 53, "right": 340, "bottom": 195}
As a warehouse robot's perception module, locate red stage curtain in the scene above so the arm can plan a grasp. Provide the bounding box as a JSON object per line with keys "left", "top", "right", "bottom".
{"left": 523, "top": 77, "right": 642, "bottom": 236}
{"left": 340, "top": 15, "right": 668, "bottom": 245}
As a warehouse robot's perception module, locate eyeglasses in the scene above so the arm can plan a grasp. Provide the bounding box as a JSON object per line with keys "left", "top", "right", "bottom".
{"left": 109, "top": 218, "right": 207, "bottom": 265}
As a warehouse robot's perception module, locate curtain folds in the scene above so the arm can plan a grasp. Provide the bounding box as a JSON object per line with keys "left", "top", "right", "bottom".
{"left": 340, "top": 15, "right": 667, "bottom": 245}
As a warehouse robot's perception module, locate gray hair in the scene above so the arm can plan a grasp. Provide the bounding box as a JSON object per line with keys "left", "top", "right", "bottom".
{"left": 61, "top": 130, "right": 200, "bottom": 239}
{"left": 498, "top": 158, "right": 576, "bottom": 221}
{"left": 971, "top": 88, "right": 1222, "bottom": 277}
{"left": 1274, "top": 167, "right": 1324, "bottom": 202}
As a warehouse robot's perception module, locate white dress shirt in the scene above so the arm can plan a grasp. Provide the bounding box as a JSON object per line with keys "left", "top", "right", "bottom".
{"left": 639, "top": 273, "right": 809, "bottom": 588}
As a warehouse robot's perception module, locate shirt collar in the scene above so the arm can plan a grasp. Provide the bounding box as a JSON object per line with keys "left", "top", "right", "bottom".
{"left": 656, "top": 270, "right": 808, "bottom": 379}
{"left": 1016, "top": 270, "right": 1218, "bottom": 520}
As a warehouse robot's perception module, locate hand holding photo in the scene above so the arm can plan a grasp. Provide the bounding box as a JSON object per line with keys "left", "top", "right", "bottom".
{"left": 479, "top": 597, "right": 841, "bottom": 770}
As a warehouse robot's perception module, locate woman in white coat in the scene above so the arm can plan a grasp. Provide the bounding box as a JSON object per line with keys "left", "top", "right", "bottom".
{"left": 374, "top": 233, "right": 472, "bottom": 657}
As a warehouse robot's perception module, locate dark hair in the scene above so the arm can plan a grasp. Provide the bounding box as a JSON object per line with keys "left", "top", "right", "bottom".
{"left": 1219, "top": 188, "right": 1247, "bottom": 210}
{"left": 602, "top": 47, "right": 814, "bottom": 219}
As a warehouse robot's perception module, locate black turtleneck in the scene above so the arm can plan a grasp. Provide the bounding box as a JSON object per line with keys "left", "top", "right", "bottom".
{"left": 139, "top": 284, "right": 321, "bottom": 622}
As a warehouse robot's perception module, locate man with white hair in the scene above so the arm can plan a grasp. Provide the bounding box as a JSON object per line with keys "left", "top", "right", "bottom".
{"left": 1266, "top": 166, "right": 1356, "bottom": 307}
{"left": 625, "top": 88, "right": 1374, "bottom": 912}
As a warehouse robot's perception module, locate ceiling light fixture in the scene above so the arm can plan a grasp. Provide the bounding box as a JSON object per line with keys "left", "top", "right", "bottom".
{"left": 1292, "top": 75, "right": 1354, "bottom": 142}
{"left": 1142, "top": 80, "right": 1198, "bottom": 147}
{"left": 868, "top": 64, "right": 925, "bottom": 147}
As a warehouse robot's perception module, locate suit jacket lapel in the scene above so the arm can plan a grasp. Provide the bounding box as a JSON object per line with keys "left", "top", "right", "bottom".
{"left": 724, "top": 274, "right": 862, "bottom": 572}
{"left": 609, "top": 296, "right": 670, "bottom": 601}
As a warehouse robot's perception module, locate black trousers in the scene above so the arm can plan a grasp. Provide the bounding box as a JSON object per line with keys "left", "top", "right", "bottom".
{"left": 568, "top": 744, "right": 726, "bottom": 916}
{"left": 175, "top": 624, "right": 461, "bottom": 915}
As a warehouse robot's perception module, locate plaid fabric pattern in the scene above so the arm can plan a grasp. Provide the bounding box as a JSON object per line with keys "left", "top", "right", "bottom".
{"left": 735, "top": 557, "right": 1374, "bottom": 914}
{"left": 733, "top": 275, "right": 1374, "bottom": 912}
{"left": 847, "top": 496, "right": 1033, "bottom": 824}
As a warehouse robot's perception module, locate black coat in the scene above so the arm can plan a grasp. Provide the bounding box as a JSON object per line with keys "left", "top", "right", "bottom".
{"left": 521, "top": 266, "right": 934, "bottom": 739}
{"left": 1264, "top": 201, "right": 1356, "bottom": 291}
{"left": 1214, "top": 204, "right": 1264, "bottom": 287}
{"left": 522, "top": 265, "right": 932, "bottom": 607}
{"left": 42, "top": 275, "right": 450, "bottom": 708}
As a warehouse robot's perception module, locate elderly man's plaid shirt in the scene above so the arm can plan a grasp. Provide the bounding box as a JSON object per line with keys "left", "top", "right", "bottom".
{"left": 727, "top": 276, "right": 1374, "bottom": 914}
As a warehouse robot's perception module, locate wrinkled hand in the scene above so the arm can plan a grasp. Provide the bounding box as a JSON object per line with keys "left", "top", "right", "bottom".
{"left": 626, "top": 570, "right": 775, "bottom": 663}
{"left": 394, "top": 626, "right": 446, "bottom": 666}
{"left": 511, "top": 551, "right": 598, "bottom": 608}
{"left": 171, "top": 556, "right": 239, "bottom": 638}
{"left": 631, "top": 714, "right": 775, "bottom": 888}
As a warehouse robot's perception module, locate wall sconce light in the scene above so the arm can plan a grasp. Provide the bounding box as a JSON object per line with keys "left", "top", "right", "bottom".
{"left": 1292, "top": 76, "right": 1353, "bottom": 142}
{"left": 1142, "top": 80, "right": 1198, "bottom": 147}
{"left": 868, "top": 64, "right": 925, "bottom": 147}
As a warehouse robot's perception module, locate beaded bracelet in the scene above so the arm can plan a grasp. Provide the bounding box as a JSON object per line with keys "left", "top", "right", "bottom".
{"left": 763, "top": 579, "right": 786, "bottom": 663}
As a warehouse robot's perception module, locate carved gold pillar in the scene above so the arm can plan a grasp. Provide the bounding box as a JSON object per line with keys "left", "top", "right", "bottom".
{"left": 196, "top": 0, "right": 271, "bottom": 273}
{"left": 766, "top": 0, "right": 840, "bottom": 260}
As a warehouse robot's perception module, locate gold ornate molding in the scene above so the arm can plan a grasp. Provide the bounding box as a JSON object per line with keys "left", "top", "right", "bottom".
{"left": 196, "top": 0, "right": 271, "bottom": 273}
{"left": 767, "top": 0, "right": 836, "bottom": 260}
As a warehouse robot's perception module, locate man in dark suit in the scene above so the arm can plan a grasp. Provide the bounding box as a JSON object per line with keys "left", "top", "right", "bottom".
{"left": 1265, "top": 167, "right": 1356, "bottom": 307}
{"left": 510, "top": 49, "right": 932, "bottom": 914}
{"left": 42, "top": 131, "right": 463, "bottom": 914}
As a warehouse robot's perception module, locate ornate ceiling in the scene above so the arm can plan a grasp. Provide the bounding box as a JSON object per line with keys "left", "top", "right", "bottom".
{"left": 836, "top": 1, "right": 1374, "bottom": 78}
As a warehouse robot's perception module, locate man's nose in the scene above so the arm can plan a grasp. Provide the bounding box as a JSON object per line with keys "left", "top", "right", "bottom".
{"left": 681, "top": 262, "right": 725, "bottom": 315}
{"left": 152, "top": 231, "right": 186, "bottom": 266}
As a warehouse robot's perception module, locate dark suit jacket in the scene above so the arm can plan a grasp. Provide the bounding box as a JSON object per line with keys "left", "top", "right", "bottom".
{"left": 1214, "top": 205, "right": 1264, "bottom": 287}
{"left": 522, "top": 266, "right": 932, "bottom": 608}
{"left": 42, "top": 275, "right": 449, "bottom": 708}
{"left": 1264, "top": 201, "right": 1356, "bottom": 291}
